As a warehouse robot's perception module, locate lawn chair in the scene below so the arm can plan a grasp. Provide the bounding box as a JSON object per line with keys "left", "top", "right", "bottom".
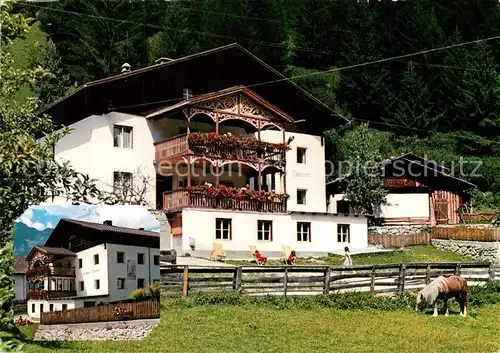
{"left": 249, "top": 245, "right": 267, "bottom": 265}
{"left": 210, "top": 242, "right": 227, "bottom": 262}
{"left": 280, "top": 246, "right": 292, "bottom": 264}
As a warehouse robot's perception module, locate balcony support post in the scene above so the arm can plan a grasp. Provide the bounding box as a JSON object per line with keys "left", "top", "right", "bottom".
{"left": 216, "top": 112, "right": 220, "bottom": 185}
{"left": 257, "top": 118, "right": 262, "bottom": 191}
{"left": 187, "top": 156, "right": 192, "bottom": 187}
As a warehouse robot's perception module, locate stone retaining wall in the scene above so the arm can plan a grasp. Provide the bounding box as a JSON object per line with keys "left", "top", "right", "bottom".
{"left": 432, "top": 239, "right": 500, "bottom": 263}
{"left": 368, "top": 225, "right": 428, "bottom": 236}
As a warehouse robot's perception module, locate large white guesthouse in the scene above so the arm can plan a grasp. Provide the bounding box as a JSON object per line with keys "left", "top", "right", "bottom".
{"left": 40, "top": 44, "right": 368, "bottom": 258}
{"left": 25, "top": 219, "right": 160, "bottom": 320}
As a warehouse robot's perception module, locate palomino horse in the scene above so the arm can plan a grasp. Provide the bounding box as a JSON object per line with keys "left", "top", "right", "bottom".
{"left": 415, "top": 275, "right": 468, "bottom": 317}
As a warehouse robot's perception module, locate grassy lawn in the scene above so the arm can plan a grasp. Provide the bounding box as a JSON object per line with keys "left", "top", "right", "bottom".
{"left": 10, "top": 303, "right": 500, "bottom": 353}
{"left": 227, "top": 245, "right": 474, "bottom": 266}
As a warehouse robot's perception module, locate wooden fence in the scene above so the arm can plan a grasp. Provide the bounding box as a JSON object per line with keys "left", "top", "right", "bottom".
{"left": 369, "top": 227, "right": 500, "bottom": 248}
{"left": 40, "top": 300, "right": 160, "bottom": 325}
{"left": 160, "top": 262, "right": 500, "bottom": 298}
{"left": 462, "top": 212, "right": 497, "bottom": 223}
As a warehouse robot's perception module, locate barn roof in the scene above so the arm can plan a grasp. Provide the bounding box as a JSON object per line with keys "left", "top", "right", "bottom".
{"left": 38, "top": 43, "right": 349, "bottom": 135}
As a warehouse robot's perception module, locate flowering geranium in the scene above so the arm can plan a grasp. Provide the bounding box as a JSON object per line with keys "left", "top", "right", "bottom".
{"left": 185, "top": 182, "right": 289, "bottom": 202}
{"left": 188, "top": 132, "right": 291, "bottom": 156}
{"left": 26, "top": 265, "right": 50, "bottom": 277}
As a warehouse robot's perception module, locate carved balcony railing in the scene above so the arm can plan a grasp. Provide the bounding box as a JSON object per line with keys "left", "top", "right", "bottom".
{"left": 26, "top": 266, "right": 76, "bottom": 278}
{"left": 26, "top": 290, "right": 77, "bottom": 300}
{"left": 155, "top": 133, "right": 286, "bottom": 166}
{"left": 163, "top": 189, "right": 287, "bottom": 213}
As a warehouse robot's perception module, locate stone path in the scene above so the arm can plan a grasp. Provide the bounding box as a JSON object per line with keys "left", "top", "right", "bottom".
{"left": 34, "top": 319, "right": 160, "bottom": 341}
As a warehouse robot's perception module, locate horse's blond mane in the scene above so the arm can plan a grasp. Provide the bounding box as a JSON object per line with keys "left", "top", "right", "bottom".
{"left": 418, "top": 276, "right": 447, "bottom": 304}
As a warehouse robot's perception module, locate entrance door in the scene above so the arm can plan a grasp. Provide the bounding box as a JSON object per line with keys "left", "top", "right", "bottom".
{"left": 435, "top": 200, "right": 449, "bottom": 224}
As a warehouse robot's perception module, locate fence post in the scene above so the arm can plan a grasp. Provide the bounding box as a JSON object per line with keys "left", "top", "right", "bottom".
{"left": 183, "top": 265, "right": 189, "bottom": 297}
{"left": 233, "top": 267, "right": 242, "bottom": 293}
{"left": 323, "top": 266, "right": 330, "bottom": 295}
{"left": 425, "top": 264, "right": 431, "bottom": 285}
{"left": 398, "top": 264, "right": 406, "bottom": 293}
{"left": 488, "top": 263, "right": 495, "bottom": 281}
{"left": 283, "top": 267, "right": 288, "bottom": 298}
{"left": 370, "top": 266, "right": 375, "bottom": 293}
{"left": 455, "top": 263, "right": 461, "bottom": 276}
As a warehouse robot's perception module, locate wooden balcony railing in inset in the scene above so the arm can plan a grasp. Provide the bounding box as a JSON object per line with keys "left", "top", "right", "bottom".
{"left": 163, "top": 189, "right": 287, "bottom": 213}
{"left": 155, "top": 135, "right": 188, "bottom": 162}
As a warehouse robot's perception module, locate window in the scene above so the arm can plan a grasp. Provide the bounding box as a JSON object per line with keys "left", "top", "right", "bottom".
{"left": 113, "top": 171, "right": 133, "bottom": 196}
{"left": 337, "top": 200, "right": 350, "bottom": 214}
{"left": 62, "top": 304, "right": 67, "bottom": 311}
{"left": 79, "top": 281, "right": 84, "bottom": 291}
{"left": 153, "top": 255, "right": 160, "bottom": 266}
{"left": 257, "top": 220, "right": 272, "bottom": 241}
{"left": 297, "top": 222, "right": 311, "bottom": 242}
{"left": 78, "top": 259, "right": 82, "bottom": 268}
{"left": 117, "top": 252, "right": 125, "bottom": 263}
{"left": 297, "top": 147, "right": 306, "bottom": 164}
{"left": 137, "top": 278, "right": 145, "bottom": 288}
{"left": 113, "top": 125, "right": 133, "bottom": 148}
{"left": 337, "top": 224, "right": 350, "bottom": 243}
{"left": 40, "top": 304, "right": 44, "bottom": 313}
{"left": 137, "top": 253, "right": 145, "bottom": 265}
{"left": 215, "top": 218, "right": 232, "bottom": 240}
{"left": 117, "top": 278, "right": 125, "bottom": 290}
{"left": 94, "top": 280, "right": 100, "bottom": 290}
{"left": 32, "top": 304, "right": 35, "bottom": 313}
{"left": 297, "top": 189, "right": 307, "bottom": 205}
{"left": 49, "top": 304, "right": 54, "bottom": 312}
{"left": 94, "top": 254, "right": 99, "bottom": 265}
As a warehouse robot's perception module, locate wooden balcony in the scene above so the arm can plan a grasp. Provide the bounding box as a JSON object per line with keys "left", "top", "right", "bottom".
{"left": 155, "top": 133, "right": 285, "bottom": 166}
{"left": 27, "top": 266, "right": 76, "bottom": 278}
{"left": 163, "top": 189, "right": 287, "bottom": 213}
{"left": 27, "top": 290, "right": 77, "bottom": 300}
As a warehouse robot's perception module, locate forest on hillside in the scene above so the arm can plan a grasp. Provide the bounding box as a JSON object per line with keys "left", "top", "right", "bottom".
{"left": 10, "top": 0, "right": 500, "bottom": 210}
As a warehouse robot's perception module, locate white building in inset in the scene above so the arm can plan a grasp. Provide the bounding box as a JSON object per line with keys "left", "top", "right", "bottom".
{"left": 25, "top": 219, "right": 160, "bottom": 320}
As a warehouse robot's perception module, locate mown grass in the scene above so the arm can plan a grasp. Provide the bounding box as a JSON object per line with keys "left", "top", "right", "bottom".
{"left": 10, "top": 282, "right": 500, "bottom": 353}
{"left": 227, "top": 245, "right": 474, "bottom": 266}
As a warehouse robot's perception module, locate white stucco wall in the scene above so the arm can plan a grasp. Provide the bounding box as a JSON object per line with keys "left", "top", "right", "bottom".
{"left": 259, "top": 131, "right": 327, "bottom": 213}
{"left": 14, "top": 274, "right": 27, "bottom": 301}
{"left": 106, "top": 244, "right": 160, "bottom": 302}
{"left": 181, "top": 209, "right": 367, "bottom": 256}
{"left": 328, "top": 193, "right": 430, "bottom": 220}
{"left": 75, "top": 244, "right": 109, "bottom": 298}
{"left": 53, "top": 112, "right": 156, "bottom": 207}
{"left": 27, "top": 299, "right": 77, "bottom": 320}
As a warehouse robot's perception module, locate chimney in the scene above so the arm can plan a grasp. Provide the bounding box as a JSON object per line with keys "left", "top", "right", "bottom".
{"left": 121, "top": 63, "right": 131, "bottom": 74}
{"left": 183, "top": 88, "right": 193, "bottom": 100}
{"left": 155, "top": 57, "right": 174, "bottom": 65}
{"left": 103, "top": 220, "right": 113, "bottom": 226}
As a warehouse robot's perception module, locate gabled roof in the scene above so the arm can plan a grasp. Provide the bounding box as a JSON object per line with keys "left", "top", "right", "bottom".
{"left": 145, "top": 85, "right": 295, "bottom": 123}
{"left": 14, "top": 256, "right": 28, "bottom": 275}
{"left": 43, "top": 219, "right": 159, "bottom": 250}
{"left": 39, "top": 43, "right": 349, "bottom": 135}
{"left": 26, "top": 246, "right": 77, "bottom": 262}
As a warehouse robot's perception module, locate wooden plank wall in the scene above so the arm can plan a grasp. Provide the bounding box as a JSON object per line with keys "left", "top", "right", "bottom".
{"left": 40, "top": 300, "right": 160, "bottom": 325}
{"left": 368, "top": 233, "right": 433, "bottom": 247}
{"left": 432, "top": 190, "right": 462, "bottom": 224}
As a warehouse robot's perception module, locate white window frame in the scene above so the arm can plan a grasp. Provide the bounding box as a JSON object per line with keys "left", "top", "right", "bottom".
{"left": 113, "top": 171, "right": 133, "bottom": 196}
{"left": 94, "top": 279, "right": 100, "bottom": 290}
{"left": 113, "top": 125, "right": 133, "bottom": 148}
{"left": 297, "top": 222, "right": 311, "bottom": 242}
{"left": 215, "top": 218, "right": 232, "bottom": 240}
{"left": 117, "top": 252, "right": 125, "bottom": 264}
{"left": 297, "top": 189, "right": 307, "bottom": 205}
{"left": 337, "top": 224, "right": 350, "bottom": 243}
{"left": 137, "top": 253, "right": 145, "bottom": 265}
{"left": 257, "top": 220, "right": 272, "bottom": 241}
{"left": 117, "top": 278, "right": 125, "bottom": 290}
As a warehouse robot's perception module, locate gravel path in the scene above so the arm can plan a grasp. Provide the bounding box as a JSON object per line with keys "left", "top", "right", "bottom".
{"left": 34, "top": 319, "right": 160, "bottom": 341}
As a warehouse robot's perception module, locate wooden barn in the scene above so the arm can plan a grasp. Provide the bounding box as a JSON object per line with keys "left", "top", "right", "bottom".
{"left": 326, "top": 153, "right": 477, "bottom": 225}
